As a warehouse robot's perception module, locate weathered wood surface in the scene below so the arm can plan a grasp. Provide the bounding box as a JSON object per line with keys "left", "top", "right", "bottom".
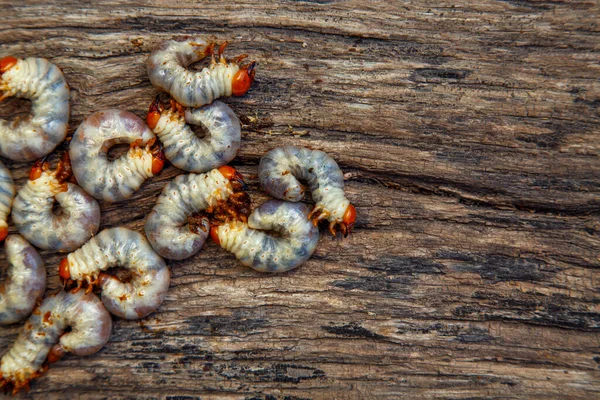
{"left": 0, "top": 0, "right": 599, "bottom": 398}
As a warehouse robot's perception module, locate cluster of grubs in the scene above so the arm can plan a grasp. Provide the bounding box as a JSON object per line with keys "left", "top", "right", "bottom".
{"left": 0, "top": 37, "right": 356, "bottom": 394}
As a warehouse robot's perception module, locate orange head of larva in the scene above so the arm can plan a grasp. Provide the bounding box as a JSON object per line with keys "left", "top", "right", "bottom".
{"left": 151, "top": 145, "right": 165, "bottom": 175}
{"left": 218, "top": 165, "right": 247, "bottom": 190}
{"left": 47, "top": 344, "right": 65, "bottom": 364}
{"left": 147, "top": 111, "right": 161, "bottom": 130}
{"left": 59, "top": 258, "right": 71, "bottom": 280}
{"left": 0, "top": 56, "right": 17, "bottom": 74}
{"left": 343, "top": 204, "right": 356, "bottom": 231}
{"left": 218, "top": 165, "right": 237, "bottom": 180}
{"left": 210, "top": 225, "right": 220, "bottom": 246}
{"left": 147, "top": 95, "right": 163, "bottom": 130}
{"left": 0, "top": 227, "right": 8, "bottom": 242}
{"left": 232, "top": 61, "right": 256, "bottom": 96}
{"left": 29, "top": 166, "right": 43, "bottom": 181}
{"left": 29, "top": 158, "right": 48, "bottom": 181}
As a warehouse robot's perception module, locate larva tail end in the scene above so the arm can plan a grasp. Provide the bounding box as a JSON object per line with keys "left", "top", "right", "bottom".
{"left": 232, "top": 61, "right": 256, "bottom": 96}
{"left": 0, "top": 56, "right": 17, "bottom": 74}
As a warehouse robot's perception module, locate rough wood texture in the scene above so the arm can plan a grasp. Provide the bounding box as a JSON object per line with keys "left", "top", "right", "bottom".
{"left": 0, "top": 1, "right": 599, "bottom": 398}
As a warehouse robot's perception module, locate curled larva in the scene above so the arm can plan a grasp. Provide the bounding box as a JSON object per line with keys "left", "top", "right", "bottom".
{"left": 59, "top": 227, "right": 170, "bottom": 320}
{"left": 0, "top": 235, "right": 45, "bottom": 325}
{"left": 147, "top": 38, "right": 256, "bottom": 107}
{"left": 0, "top": 56, "right": 69, "bottom": 161}
{"left": 258, "top": 146, "right": 357, "bottom": 237}
{"left": 0, "top": 160, "right": 15, "bottom": 241}
{"left": 144, "top": 166, "right": 249, "bottom": 260}
{"left": 147, "top": 97, "right": 241, "bottom": 173}
{"left": 12, "top": 153, "right": 100, "bottom": 252}
{"left": 212, "top": 200, "right": 320, "bottom": 273}
{"left": 69, "top": 109, "right": 165, "bottom": 202}
{"left": 0, "top": 290, "right": 111, "bottom": 394}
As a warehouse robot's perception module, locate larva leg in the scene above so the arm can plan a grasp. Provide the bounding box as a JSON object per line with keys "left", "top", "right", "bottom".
{"left": 218, "top": 41, "right": 228, "bottom": 63}
{"left": 234, "top": 54, "right": 249, "bottom": 64}
{"left": 204, "top": 42, "right": 216, "bottom": 64}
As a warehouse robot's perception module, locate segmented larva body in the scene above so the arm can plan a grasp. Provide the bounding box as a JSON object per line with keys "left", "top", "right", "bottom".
{"left": 0, "top": 235, "right": 45, "bottom": 325}
{"left": 258, "top": 146, "right": 357, "bottom": 237}
{"left": 214, "top": 200, "right": 320, "bottom": 273}
{"left": 145, "top": 167, "right": 245, "bottom": 260}
{"left": 12, "top": 159, "right": 100, "bottom": 252}
{"left": 0, "top": 160, "right": 15, "bottom": 241}
{"left": 60, "top": 228, "right": 170, "bottom": 319}
{"left": 0, "top": 290, "right": 111, "bottom": 394}
{"left": 147, "top": 38, "right": 256, "bottom": 107}
{"left": 0, "top": 56, "right": 69, "bottom": 161}
{"left": 147, "top": 99, "right": 241, "bottom": 173}
{"left": 69, "top": 109, "right": 164, "bottom": 202}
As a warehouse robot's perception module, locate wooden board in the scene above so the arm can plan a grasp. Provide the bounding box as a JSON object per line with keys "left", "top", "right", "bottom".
{"left": 0, "top": 0, "right": 599, "bottom": 398}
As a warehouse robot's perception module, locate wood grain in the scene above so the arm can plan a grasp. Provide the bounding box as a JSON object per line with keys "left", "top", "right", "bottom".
{"left": 0, "top": 0, "right": 599, "bottom": 398}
